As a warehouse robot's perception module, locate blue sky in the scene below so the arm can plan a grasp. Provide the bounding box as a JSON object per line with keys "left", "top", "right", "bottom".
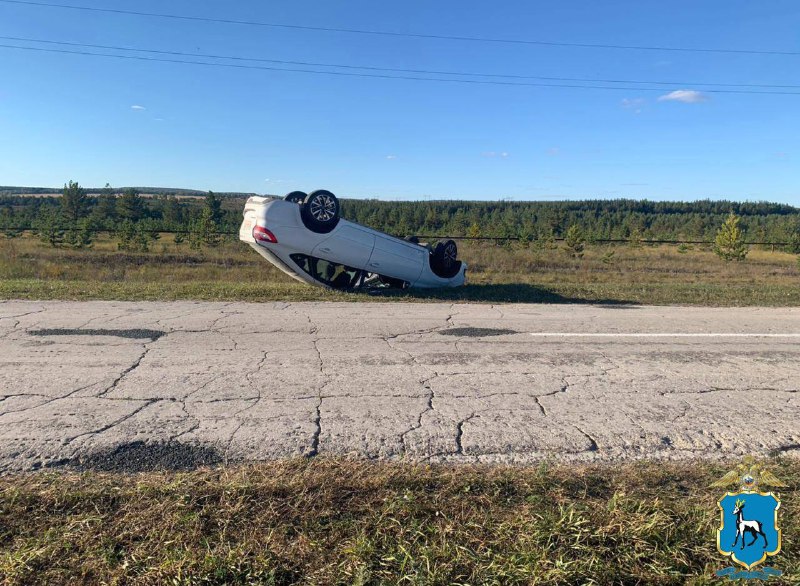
{"left": 1, "top": 0, "right": 798, "bottom": 203}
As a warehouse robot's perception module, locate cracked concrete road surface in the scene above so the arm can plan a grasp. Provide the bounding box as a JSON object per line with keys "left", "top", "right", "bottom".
{"left": 1, "top": 300, "right": 799, "bottom": 472}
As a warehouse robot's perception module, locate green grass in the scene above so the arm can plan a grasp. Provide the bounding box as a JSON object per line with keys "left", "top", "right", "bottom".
{"left": 1, "top": 458, "right": 797, "bottom": 585}
{"left": 3, "top": 278, "right": 800, "bottom": 306}
{"left": 2, "top": 235, "right": 799, "bottom": 305}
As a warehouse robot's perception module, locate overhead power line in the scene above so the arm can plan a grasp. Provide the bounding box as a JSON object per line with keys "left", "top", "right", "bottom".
{"left": 1, "top": 0, "right": 799, "bottom": 57}
{"left": 2, "top": 35, "right": 799, "bottom": 90}
{"left": 3, "top": 43, "right": 800, "bottom": 95}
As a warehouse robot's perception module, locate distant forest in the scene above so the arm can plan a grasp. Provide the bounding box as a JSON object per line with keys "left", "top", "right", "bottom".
{"left": 1, "top": 185, "right": 800, "bottom": 246}
{"left": 0, "top": 186, "right": 257, "bottom": 198}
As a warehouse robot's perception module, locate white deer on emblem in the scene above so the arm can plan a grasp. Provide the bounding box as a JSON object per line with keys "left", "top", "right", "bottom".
{"left": 731, "top": 499, "right": 768, "bottom": 550}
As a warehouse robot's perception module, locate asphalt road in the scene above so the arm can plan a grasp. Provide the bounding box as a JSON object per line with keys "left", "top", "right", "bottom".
{"left": 1, "top": 300, "right": 799, "bottom": 472}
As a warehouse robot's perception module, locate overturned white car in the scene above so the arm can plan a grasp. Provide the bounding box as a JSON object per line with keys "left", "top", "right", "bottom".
{"left": 239, "top": 190, "right": 466, "bottom": 290}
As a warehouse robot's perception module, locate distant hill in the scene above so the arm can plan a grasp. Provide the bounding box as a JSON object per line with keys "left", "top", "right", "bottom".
{"left": 0, "top": 186, "right": 260, "bottom": 198}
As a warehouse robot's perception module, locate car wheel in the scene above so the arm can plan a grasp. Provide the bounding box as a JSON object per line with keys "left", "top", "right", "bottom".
{"left": 301, "top": 190, "right": 340, "bottom": 233}
{"left": 431, "top": 239, "right": 460, "bottom": 278}
{"left": 284, "top": 191, "right": 307, "bottom": 204}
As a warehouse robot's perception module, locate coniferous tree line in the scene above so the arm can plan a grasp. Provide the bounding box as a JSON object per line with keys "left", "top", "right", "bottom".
{"left": 1, "top": 183, "right": 799, "bottom": 251}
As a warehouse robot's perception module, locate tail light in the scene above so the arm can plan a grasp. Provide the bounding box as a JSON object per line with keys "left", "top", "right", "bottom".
{"left": 253, "top": 225, "right": 278, "bottom": 244}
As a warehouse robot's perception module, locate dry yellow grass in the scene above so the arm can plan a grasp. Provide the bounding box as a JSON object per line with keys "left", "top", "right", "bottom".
{"left": 1, "top": 235, "right": 798, "bottom": 305}
{"left": 2, "top": 458, "right": 797, "bottom": 585}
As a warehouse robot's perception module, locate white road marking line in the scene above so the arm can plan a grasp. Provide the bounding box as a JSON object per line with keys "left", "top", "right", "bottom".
{"left": 529, "top": 333, "right": 800, "bottom": 337}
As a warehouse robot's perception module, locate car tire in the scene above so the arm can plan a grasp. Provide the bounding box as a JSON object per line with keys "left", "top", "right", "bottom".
{"left": 431, "top": 239, "right": 460, "bottom": 278}
{"left": 301, "top": 190, "right": 340, "bottom": 233}
{"left": 284, "top": 191, "right": 307, "bottom": 204}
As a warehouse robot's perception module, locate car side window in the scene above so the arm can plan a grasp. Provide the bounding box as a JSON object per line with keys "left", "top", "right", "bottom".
{"left": 290, "top": 254, "right": 363, "bottom": 288}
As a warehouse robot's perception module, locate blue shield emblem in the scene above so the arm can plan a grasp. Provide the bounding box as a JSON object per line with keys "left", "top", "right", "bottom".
{"left": 717, "top": 492, "right": 781, "bottom": 570}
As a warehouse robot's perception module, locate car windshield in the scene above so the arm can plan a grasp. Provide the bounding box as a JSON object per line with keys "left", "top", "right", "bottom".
{"left": 290, "top": 254, "right": 365, "bottom": 289}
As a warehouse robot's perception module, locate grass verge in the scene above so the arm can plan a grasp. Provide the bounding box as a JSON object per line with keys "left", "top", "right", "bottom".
{"left": 2, "top": 236, "right": 799, "bottom": 305}
{"left": 1, "top": 458, "right": 797, "bottom": 584}
{"left": 4, "top": 278, "right": 800, "bottom": 306}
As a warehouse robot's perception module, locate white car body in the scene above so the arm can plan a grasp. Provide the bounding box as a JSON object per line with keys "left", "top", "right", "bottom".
{"left": 239, "top": 196, "right": 467, "bottom": 289}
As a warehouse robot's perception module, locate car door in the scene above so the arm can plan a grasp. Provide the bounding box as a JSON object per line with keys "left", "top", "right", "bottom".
{"left": 366, "top": 234, "right": 426, "bottom": 282}
{"left": 311, "top": 222, "right": 376, "bottom": 269}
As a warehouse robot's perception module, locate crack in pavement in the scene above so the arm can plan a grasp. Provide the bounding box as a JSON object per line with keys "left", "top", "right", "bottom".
{"left": 307, "top": 337, "right": 325, "bottom": 458}
{"left": 383, "top": 325, "right": 445, "bottom": 455}
{"left": 454, "top": 413, "right": 477, "bottom": 455}
{"left": 207, "top": 302, "right": 236, "bottom": 332}
{"left": 96, "top": 345, "right": 152, "bottom": 398}
{"left": 3, "top": 301, "right": 800, "bottom": 468}
{"left": 169, "top": 400, "right": 201, "bottom": 443}
{"left": 489, "top": 304, "right": 505, "bottom": 320}
{"left": 597, "top": 350, "right": 622, "bottom": 377}
{"left": 0, "top": 308, "right": 47, "bottom": 336}
{"left": 0, "top": 381, "right": 104, "bottom": 416}
{"left": 398, "top": 374, "right": 438, "bottom": 454}
{"left": 534, "top": 378, "right": 570, "bottom": 417}
{"left": 671, "top": 401, "right": 692, "bottom": 423}
{"left": 1, "top": 307, "right": 46, "bottom": 326}
{"left": 572, "top": 424, "right": 600, "bottom": 452}
{"left": 64, "top": 399, "right": 159, "bottom": 446}
{"left": 223, "top": 350, "right": 269, "bottom": 463}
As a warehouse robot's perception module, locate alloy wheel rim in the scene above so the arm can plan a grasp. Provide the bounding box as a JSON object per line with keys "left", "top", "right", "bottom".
{"left": 443, "top": 244, "right": 457, "bottom": 266}
{"left": 310, "top": 195, "right": 336, "bottom": 221}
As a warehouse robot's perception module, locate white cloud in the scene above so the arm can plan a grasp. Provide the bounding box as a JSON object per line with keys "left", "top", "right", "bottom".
{"left": 657, "top": 90, "right": 708, "bottom": 103}
{"left": 385, "top": 155, "right": 397, "bottom": 160}
{"left": 482, "top": 151, "right": 510, "bottom": 158}
{"left": 621, "top": 97, "right": 645, "bottom": 114}
{"left": 131, "top": 105, "right": 146, "bottom": 110}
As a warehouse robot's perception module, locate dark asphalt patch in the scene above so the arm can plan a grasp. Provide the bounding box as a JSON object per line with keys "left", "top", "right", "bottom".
{"left": 439, "top": 327, "right": 518, "bottom": 337}
{"left": 29, "top": 328, "right": 165, "bottom": 341}
{"left": 65, "top": 441, "right": 223, "bottom": 472}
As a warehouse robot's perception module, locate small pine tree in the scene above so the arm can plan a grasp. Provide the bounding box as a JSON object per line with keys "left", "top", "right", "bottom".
{"left": 61, "top": 180, "right": 87, "bottom": 225}
{"left": 189, "top": 204, "right": 221, "bottom": 249}
{"left": 601, "top": 250, "right": 616, "bottom": 264}
{"left": 204, "top": 191, "right": 222, "bottom": 224}
{"left": 467, "top": 222, "right": 481, "bottom": 239}
{"left": 787, "top": 232, "right": 800, "bottom": 254}
{"left": 117, "top": 188, "right": 145, "bottom": 222}
{"left": 713, "top": 212, "right": 749, "bottom": 261}
{"left": 92, "top": 183, "right": 117, "bottom": 227}
{"left": 33, "top": 206, "right": 64, "bottom": 247}
{"left": 163, "top": 197, "right": 184, "bottom": 228}
{"left": 517, "top": 226, "right": 534, "bottom": 248}
{"left": 563, "top": 224, "right": 586, "bottom": 258}
{"left": 116, "top": 220, "right": 136, "bottom": 251}
{"left": 533, "top": 227, "right": 557, "bottom": 250}
{"left": 64, "top": 217, "right": 94, "bottom": 249}
{"left": 116, "top": 220, "right": 151, "bottom": 252}
{"left": 628, "top": 227, "right": 643, "bottom": 248}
